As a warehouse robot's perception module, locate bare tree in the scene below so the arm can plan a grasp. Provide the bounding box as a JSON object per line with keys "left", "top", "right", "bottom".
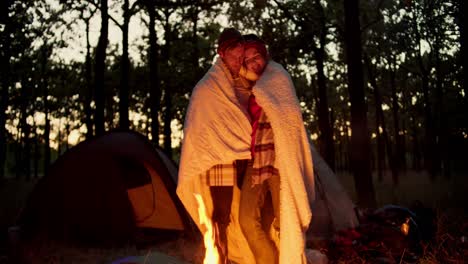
{"left": 162, "top": 7, "right": 174, "bottom": 156}
{"left": 0, "top": 17, "right": 12, "bottom": 180}
{"left": 80, "top": 6, "right": 98, "bottom": 139}
{"left": 343, "top": 0, "right": 376, "bottom": 207}
{"left": 113, "top": 0, "right": 142, "bottom": 130}
{"left": 313, "top": 0, "right": 335, "bottom": 171}
{"left": 142, "top": 0, "right": 161, "bottom": 146}
{"left": 458, "top": 0, "right": 467, "bottom": 102}
{"left": 94, "top": 0, "right": 109, "bottom": 136}
{"left": 364, "top": 54, "right": 394, "bottom": 182}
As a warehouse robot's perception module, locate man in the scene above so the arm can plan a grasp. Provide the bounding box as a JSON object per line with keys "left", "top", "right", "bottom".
{"left": 238, "top": 34, "right": 316, "bottom": 264}
{"left": 177, "top": 28, "right": 253, "bottom": 263}
{"left": 204, "top": 28, "right": 248, "bottom": 263}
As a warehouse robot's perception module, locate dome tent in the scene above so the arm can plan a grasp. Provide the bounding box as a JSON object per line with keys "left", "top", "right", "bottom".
{"left": 18, "top": 131, "right": 192, "bottom": 245}
{"left": 308, "top": 144, "right": 359, "bottom": 238}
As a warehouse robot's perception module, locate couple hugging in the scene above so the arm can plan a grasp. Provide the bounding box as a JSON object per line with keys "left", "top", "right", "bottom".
{"left": 177, "top": 28, "right": 315, "bottom": 264}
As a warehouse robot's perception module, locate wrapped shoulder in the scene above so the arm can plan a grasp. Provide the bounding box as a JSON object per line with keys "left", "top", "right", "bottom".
{"left": 191, "top": 78, "right": 217, "bottom": 99}
{"left": 268, "top": 61, "right": 289, "bottom": 75}
{"left": 263, "top": 61, "right": 291, "bottom": 82}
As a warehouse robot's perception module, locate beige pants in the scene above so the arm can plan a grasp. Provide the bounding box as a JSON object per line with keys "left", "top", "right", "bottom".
{"left": 239, "top": 162, "right": 280, "bottom": 264}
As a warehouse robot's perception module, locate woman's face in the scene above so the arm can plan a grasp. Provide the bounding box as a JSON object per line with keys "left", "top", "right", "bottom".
{"left": 244, "top": 47, "right": 266, "bottom": 75}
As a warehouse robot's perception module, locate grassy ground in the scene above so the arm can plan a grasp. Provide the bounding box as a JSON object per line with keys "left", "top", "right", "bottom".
{"left": 336, "top": 170, "right": 468, "bottom": 210}
{"left": 0, "top": 179, "right": 37, "bottom": 231}
{"left": 323, "top": 208, "right": 467, "bottom": 263}
{"left": 15, "top": 236, "right": 204, "bottom": 264}
{"left": 330, "top": 170, "right": 467, "bottom": 263}
{"left": 0, "top": 170, "right": 467, "bottom": 263}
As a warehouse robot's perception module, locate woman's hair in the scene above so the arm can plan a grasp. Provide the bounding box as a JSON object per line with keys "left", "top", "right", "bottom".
{"left": 243, "top": 34, "right": 268, "bottom": 58}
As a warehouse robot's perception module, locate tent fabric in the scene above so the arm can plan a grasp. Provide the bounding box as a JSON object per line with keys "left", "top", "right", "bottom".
{"left": 18, "top": 131, "right": 190, "bottom": 245}
{"left": 155, "top": 148, "right": 179, "bottom": 182}
{"left": 131, "top": 162, "right": 184, "bottom": 230}
{"left": 308, "top": 144, "right": 359, "bottom": 238}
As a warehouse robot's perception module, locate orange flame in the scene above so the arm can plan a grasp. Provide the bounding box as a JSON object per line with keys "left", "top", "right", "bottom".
{"left": 194, "top": 193, "right": 220, "bottom": 264}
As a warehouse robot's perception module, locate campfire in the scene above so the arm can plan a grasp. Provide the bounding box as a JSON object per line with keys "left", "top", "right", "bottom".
{"left": 194, "top": 194, "right": 220, "bottom": 264}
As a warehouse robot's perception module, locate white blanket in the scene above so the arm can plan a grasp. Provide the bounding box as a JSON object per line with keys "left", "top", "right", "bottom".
{"left": 177, "top": 58, "right": 315, "bottom": 264}
{"left": 252, "top": 61, "right": 315, "bottom": 263}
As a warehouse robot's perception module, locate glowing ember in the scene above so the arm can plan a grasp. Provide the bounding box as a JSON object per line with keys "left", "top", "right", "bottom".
{"left": 194, "top": 194, "right": 220, "bottom": 264}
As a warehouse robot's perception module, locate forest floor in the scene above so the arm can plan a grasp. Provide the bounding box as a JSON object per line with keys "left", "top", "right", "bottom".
{"left": 0, "top": 170, "right": 466, "bottom": 263}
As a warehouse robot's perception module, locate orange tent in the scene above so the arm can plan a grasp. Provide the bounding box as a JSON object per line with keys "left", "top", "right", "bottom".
{"left": 18, "top": 131, "right": 192, "bottom": 245}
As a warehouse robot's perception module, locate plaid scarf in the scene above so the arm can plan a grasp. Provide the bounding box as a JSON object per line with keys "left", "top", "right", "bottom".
{"left": 202, "top": 163, "right": 237, "bottom": 186}
{"left": 249, "top": 95, "right": 278, "bottom": 186}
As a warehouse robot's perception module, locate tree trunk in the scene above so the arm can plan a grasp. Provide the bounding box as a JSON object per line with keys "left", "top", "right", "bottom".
{"left": 163, "top": 91, "right": 172, "bottom": 156}
{"left": 14, "top": 129, "right": 22, "bottom": 178}
{"left": 94, "top": 0, "right": 109, "bottom": 136}
{"left": 41, "top": 45, "right": 51, "bottom": 177}
{"left": 162, "top": 12, "right": 172, "bottom": 156}
{"left": 375, "top": 108, "right": 385, "bottom": 182}
{"left": 389, "top": 65, "right": 402, "bottom": 185}
{"left": 57, "top": 118, "right": 62, "bottom": 156}
{"left": 314, "top": 0, "right": 335, "bottom": 171}
{"left": 364, "top": 55, "right": 386, "bottom": 182}
{"left": 410, "top": 113, "right": 421, "bottom": 170}
{"left": 33, "top": 118, "right": 39, "bottom": 178}
{"left": 330, "top": 109, "right": 336, "bottom": 164}
{"left": 400, "top": 116, "right": 407, "bottom": 170}
{"left": 367, "top": 57, "right": 396, "bottom": 183}
{"left": 84, "top": 17, "right": 94, "bottom": 139}
{"left": 44, "top": 108, "right": 51, "bottom": 176}
{"left": 19, "top": 78, "right": 30, "bottom": 179}
{"left": 119, "top": 0, "right": 130, "bottom": 130}
{"left": 411, "top": 9, "right": 436, "bottom": 176}
{"left": 65, "top": 113, "right": 70, "bottom": 151}
{"left": 459, "top": 0, "right": 467, "bottom": 100}
{"left": 421, "top": 72, "right": 436, "bottom": 176}
{"left": 400, "top": 77, "right": 409, "bottom": 171}
{"left": 433, "top": 39, "right": 449, "bottom": 177}
{"left": 343, "top": 0, "right": 376, "bottom": 208}
{"left": 341, "top": 107, "right": 351, "bottom": 171}
{"left": 315, "top": 47, "right": 335, "bottom": 170}
{"left": 0, "top": 22, "right": 11, "bottom": 180}
{"left": 24, "top": 123, "right": 31, "bottom": 180}
{"left": 146, "top": 3, "right": 161, "bottom": 146}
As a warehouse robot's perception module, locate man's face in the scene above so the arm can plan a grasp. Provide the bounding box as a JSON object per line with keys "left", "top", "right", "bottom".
{"left": 244, "top": 47, "right": 267, "bottom": 75}
{"left": 220, "top": 43, "right": 244, "bottom": 76}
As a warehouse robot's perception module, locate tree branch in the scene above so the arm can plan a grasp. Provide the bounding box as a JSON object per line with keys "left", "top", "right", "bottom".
{"left": 271, "top": 0, "right": 301, "bottom": 26}
{"left": 85, "top": 0, "right": 123, "bottom": 30}
{"left": 360, "top": 0, "right": 387, "bottom": 33}
{"left": 79, "top": 5, "right": 98, "bottom": 22}
{"left": 130, "top": 0, "right": 143, "bottom": 17}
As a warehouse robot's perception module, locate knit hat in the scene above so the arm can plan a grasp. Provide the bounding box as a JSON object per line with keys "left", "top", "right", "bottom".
{"left": 217, "top": 28, "right": 244, "bottom": 54}
{"left": 243, "top": 34, "right": 268, "bottom": 58}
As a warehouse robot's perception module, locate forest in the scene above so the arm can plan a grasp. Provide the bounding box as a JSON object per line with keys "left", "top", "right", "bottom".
{"left": 0, "top": 0, "right": 467, "bottom": 262}
{"left": 2, "top": 0, "right": 466, "bottom": 203}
